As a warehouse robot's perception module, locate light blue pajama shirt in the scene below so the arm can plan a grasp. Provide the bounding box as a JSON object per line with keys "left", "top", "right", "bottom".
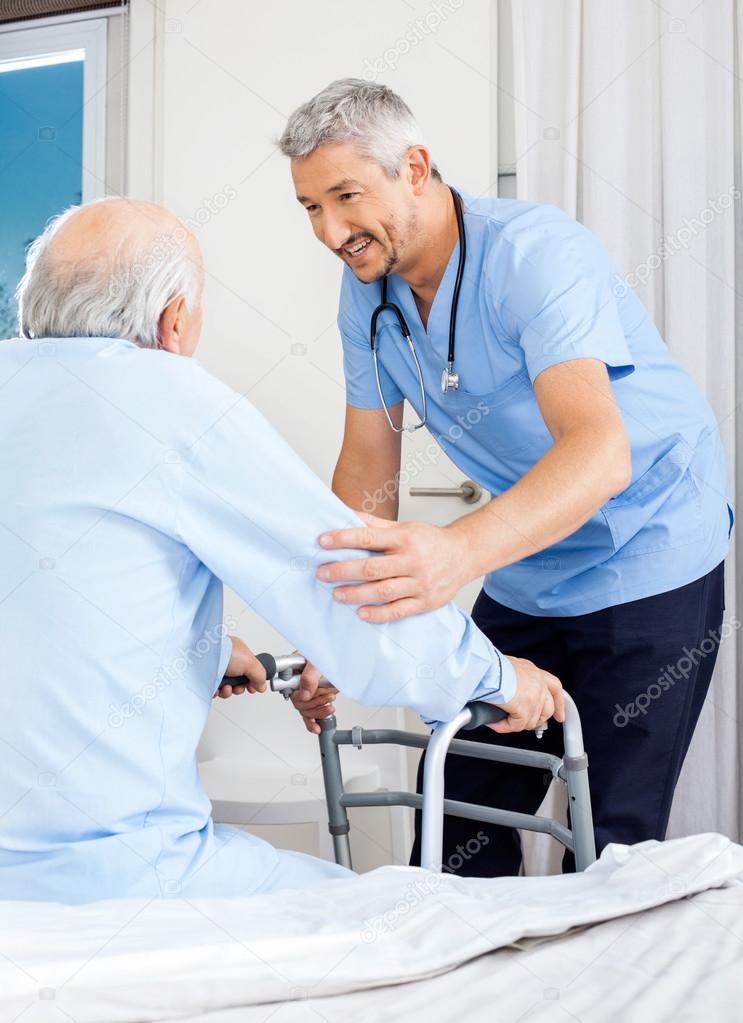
{"left": 0, "top": 336, "right": 515, "bottom": 903}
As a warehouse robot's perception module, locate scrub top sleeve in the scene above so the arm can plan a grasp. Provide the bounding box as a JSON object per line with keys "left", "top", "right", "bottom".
{"left": 338, "top": 274, "right": 404, "bottom": 410}
{"left": 173, "top": 382, "right": 511, "bottom": 727}
{"left": 493, "top": 217, "right": 636, "bottom": 384}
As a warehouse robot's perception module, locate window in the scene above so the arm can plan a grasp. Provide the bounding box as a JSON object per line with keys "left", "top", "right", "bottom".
{"left": 0, "top": 16, "right": 107, "bottom": 337}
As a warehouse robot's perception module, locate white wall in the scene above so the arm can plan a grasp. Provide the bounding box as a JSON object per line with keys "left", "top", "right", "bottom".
{"left": 127, "top": 0, "right": 498, "bottom": 869}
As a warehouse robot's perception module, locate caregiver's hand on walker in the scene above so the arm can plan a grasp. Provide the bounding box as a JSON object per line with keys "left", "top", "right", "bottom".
{"left": 491, "top": 656, "right": 565, "bottom": 734}
{"left": 290, "top": 661, "right": 339, "bottom": 734}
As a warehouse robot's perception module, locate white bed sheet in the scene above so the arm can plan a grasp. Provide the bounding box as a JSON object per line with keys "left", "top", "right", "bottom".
{"left": 175, "top": 885, "right": 743, "bottom": 1023}
{"left": 2, "top": 833, "right": 742, "bottom": 1023}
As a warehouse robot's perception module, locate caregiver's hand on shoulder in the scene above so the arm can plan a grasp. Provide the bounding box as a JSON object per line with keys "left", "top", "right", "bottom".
{"left": 289, "top": 660, "right": 339, "bottom": 735}
{"left": 215, "top": 636, "right": 269, "bottom": 698}
{"left": 487, "top": 656, "right": 565, "bottom": 734}
{"left": 316, "top": 513, "right": 470, "bottom": 624}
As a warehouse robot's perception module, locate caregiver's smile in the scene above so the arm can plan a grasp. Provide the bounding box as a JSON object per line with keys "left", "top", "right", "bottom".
{"left": 337, "top": 232, "right": 376, "bottom": 265}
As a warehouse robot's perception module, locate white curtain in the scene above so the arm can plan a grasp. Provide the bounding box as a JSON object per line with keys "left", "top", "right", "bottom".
{"left": 510, "top": 0, "right": 742, "bottom": 853}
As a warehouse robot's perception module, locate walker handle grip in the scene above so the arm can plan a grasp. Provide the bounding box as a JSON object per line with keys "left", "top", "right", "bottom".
{"left": 460, "top": 701, "right": 509, "bottom": 730}
{"left": 256, "top": 652, "right": 277, "bottom": 680}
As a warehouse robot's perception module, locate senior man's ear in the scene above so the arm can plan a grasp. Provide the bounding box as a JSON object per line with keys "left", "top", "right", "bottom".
{"left": 158, "top": 295, "right": 188, "bottom": 354}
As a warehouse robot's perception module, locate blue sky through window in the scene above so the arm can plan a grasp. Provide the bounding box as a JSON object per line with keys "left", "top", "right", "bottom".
{"left": 0, "top": 56, "right": 84, "bottom": 336}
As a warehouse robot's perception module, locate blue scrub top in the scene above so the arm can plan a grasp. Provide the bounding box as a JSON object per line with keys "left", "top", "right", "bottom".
{"left": 0, "top": 336, "right": 515, "bottom": 902}
{"left": 339, "top": 192, "right": 733, "bottom": 616}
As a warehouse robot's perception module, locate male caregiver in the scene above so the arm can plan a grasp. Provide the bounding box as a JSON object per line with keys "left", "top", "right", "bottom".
{"left": 279, "top": 79, "right": 733, "bottom": 876}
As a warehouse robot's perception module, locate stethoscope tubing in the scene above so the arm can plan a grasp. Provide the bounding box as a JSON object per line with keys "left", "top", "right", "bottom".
{"left": 368, "top": 185, "right": 466, "bottom": 431}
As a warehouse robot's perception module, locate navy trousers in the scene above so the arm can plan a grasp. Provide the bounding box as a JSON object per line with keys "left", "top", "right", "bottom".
{"left": 410, "top": 561, "right": 726, "bottom": 876}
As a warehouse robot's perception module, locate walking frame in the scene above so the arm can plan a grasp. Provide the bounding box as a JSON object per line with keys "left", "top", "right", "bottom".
{"left": 227, "top": 652, "right": 597, "bottom": 874}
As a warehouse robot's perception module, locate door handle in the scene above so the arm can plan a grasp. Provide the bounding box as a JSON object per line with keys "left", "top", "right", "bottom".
{"left": 409, "top": 479, "right": 483, "bottom": 504}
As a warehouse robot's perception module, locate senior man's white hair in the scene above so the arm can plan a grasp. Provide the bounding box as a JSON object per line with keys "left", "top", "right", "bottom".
{"left": 16, "top": 197, "right": 202, "bottom": 349}
{"left": 278, "top": 78, "right": 441, "bottom": 180}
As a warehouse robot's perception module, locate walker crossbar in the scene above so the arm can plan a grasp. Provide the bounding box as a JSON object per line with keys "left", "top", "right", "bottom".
{"left": 339, "top": 790, "right": 575, "bottom": 850}
{"left": 224, "top": 653, "right": 597, "bottom": 874}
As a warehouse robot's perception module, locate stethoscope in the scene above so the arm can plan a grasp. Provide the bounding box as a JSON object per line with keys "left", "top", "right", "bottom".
{"left": 369, "top": 185, "right": 466, "bottom": 434}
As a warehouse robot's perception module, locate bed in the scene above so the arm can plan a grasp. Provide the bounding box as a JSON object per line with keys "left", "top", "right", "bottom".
{"left": 1, "top": 831, "right": 741, "bottom": 1023}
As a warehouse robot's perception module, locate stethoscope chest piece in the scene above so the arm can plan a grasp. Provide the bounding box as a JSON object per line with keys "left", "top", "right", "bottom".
{"left": 441, "top": 365, "right": 460, "bottom": 393}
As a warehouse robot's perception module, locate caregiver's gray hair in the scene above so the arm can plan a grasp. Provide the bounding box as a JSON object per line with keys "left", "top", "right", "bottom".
{"left": 16, "top": 197, "right": 202, "bottom": 349}
{"left": 278, "top": 78, "right": 441, "bottom": 180}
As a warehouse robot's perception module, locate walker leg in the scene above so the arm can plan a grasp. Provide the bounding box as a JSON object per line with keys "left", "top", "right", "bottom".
{"left": 560, "top": 694, "right": 597, "bottom": 870}
{"left": 318, "top": 715, "right": 353, "bottom": 870}
{"left": 564, "top": 755, "right": 596, "bottom": 870}
{"left": 421, "top": 708, "right": 473, "bottom": 871}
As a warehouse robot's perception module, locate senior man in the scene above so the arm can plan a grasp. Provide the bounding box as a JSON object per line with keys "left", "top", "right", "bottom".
{"left": 279, "top": 79, "right": 733, "bottom": 876}
{"left": 0, "top": 197, "right": 560, "bottom": 904}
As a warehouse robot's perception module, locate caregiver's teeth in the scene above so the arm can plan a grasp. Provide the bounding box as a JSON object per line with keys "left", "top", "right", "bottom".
{"left": 347, "top": 239, "right": 370, "bottom": 255}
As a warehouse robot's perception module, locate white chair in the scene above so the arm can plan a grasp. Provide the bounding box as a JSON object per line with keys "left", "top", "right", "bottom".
{"left": 198, "top": 755, "right": 382, "bottom": 861}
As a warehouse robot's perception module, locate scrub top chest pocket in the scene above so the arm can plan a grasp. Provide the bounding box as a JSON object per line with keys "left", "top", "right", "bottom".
{"left": 439, "top": 370, "right": 554, "bottom": 461}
